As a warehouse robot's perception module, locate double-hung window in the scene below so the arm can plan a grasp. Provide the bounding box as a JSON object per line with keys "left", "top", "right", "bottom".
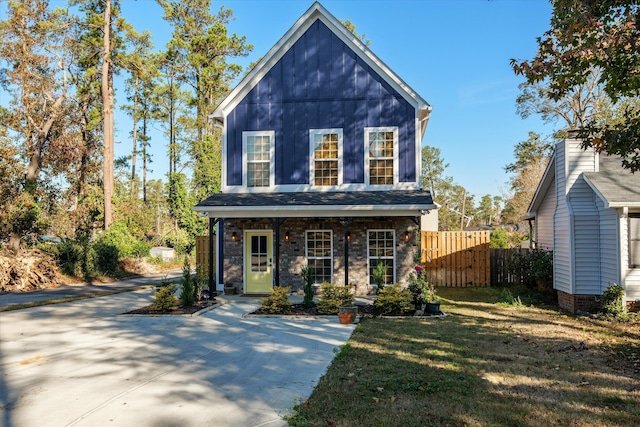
{"left": 310, "top": 129, "right": 343, "bottom": 187}
{"left": 630, "top": 213, "right": 640, "bottom": 268}
{"left": 367, "top": 230, "right": 395, "bottom": 285}
{"left": 365, "top": 127, "right": 398, "bottom": 186}
{"left": 243, "top": 131, "right": 274, "bottom": 188}
{"left": 306, "top": 230, "right": 333, "bottom": 284}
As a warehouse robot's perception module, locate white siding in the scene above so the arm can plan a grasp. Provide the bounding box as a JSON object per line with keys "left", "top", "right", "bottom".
{"left": 597, "top": 198, "right": 619, "bottom": 291}
{"left": 554, "top": 141, "right": 572, "bottom": 294}
{"left": 536, "top": 181, "right": 555, "bottom": 250}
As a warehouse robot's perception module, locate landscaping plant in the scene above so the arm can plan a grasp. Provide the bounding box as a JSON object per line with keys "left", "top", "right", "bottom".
{"left": 372, "top": 258, "right": 387, "bottom": 293}
{"left": 260, "top": 286, "right": 292, "bottom": 314}
{"left": 300, "top": 264, "right": 316, "bottom": 308}
{"left": 601, "top": 283, "right": 627, "bottom": 319}
{"left": 180, "top": 257, "right": 195, "bottom": 307}
{"left": 317, "top": 283, "right": 354, "bottom": 314}
{"left": 372, "top": 283, "right": 413, "bottom": 315}
{"left": 408, "top": 265, "right": 436, "bottom": 307}
{"left": 149, "top": 282, "right": 178, "bottom": 313}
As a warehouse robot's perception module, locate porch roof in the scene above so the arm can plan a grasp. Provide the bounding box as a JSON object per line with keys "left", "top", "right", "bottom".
{"left": 194, "top": 190, "right": 436, "bottom": 218}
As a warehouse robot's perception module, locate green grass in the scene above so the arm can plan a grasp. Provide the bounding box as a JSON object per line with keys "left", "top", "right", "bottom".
{"left": 285, "top": 287, "right": 640, "bottom": 427}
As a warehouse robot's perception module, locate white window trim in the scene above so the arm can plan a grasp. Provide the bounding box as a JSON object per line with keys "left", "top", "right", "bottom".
{"left": 305, "top": 230, "right": 334, "bottom": 284}
{"left": 629, "top": 213, "right": 640, "bottom": 268}
{"left": 242, "top": 130, "right": 275, "bottom": 188}
{"left": 367, "top": 229, "right": 396, "bottom": 286}
{"left": 309, "top": 129, "right": 344, "bottom": 187}
{"left": 364, "top": 126, "right": 399, "bottom": 188}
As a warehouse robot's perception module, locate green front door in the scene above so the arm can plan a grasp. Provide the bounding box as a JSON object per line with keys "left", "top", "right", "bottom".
{"left": 245, "top": 231, "right": 273, "bottom": 293}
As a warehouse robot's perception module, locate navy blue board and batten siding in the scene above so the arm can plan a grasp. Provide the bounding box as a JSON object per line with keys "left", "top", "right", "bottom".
{"left": 226, "top": 19, "right": 416, "bottom": 188}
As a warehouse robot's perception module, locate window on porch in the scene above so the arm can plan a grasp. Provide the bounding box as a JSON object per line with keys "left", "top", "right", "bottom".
{"left": 306, "top": 230, "right": 333, "bottom": 284}
{"left": 310, "top": 129, "right": 343, "bottom": 186}
{"left": 368, "top": 230, "right": 395, "bottom": 285}
{"left": 365, "top": 127, "right": 398, "bottom": 186}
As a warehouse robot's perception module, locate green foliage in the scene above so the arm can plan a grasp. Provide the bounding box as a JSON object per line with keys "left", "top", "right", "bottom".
{"left": 372, "top": 258, "right": 387, "bottom": 292}
{"left": 317, "top": 283, "right": 354, "bottom": 315}
{"left": 408, "top": 267, "right": 436, "bottom": 306}
{"left": 496, "top": 288, "right": 524, "bottom": 308}
{"left": 0, "top": 192, "right": 45, "bottom": 247}
{"left": 490, "top": 228, "right": 522, "bottom": 249}
{"left": 260, "top": 286, "right": 292, "bottom": 314}
{"left": 300, "top": 264, "right": 316, "bottom": 308}
{"left": 93, "top": 242, "right": 119, "bottom": 275}
{"left": 373, "top": 284, "right": 414, "bottom": 315}
{"left": 194, "top": 264, "right": 208, "bottom": 298}
{"left": 51, "top": 235, "right": 95, "bottom": 278}
{"left": 149, "top": 283, "right": 178, "bottom": 313}
{"left": 180, "top": 257, "right": 195, "bottom": 307}
{"left": 96, "top": 221, "right": 151, "bottom": 259}
{"left": 507, "top": 250, "right": 553, "bottom": 290}
{"left": 601, "top": 284, "right": 627, "bottom": 319}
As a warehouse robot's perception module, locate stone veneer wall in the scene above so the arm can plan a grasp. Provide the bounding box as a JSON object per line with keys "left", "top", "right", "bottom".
{"left": 222, "top": 217, "right": 419, "bottom": 295}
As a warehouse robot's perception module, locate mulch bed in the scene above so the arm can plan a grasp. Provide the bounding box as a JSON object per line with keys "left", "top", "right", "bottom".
{"left": 122, "top": 300, "right": 216, "bottom": 315}
{"left": 250, "top": 303, "right": 441, "bottom": 318}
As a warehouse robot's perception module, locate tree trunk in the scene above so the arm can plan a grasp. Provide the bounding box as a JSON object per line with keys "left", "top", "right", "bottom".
{"left": 130, "top": 75, "right": 138, "bottom": 200}
{"left": 142, "top": 114, "right": 148, "bottom": 203}
{"left": 102, "top": 0, "right": 114, "bottom": 229}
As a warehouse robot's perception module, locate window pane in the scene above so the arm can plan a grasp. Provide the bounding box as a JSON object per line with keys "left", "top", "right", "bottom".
{"left": 368, "top": 230, "right": 394, "bottom": 285}
{"left": 630, "top": 216, "right": 640, "bottom": 268}
{"left": 314, "top": 133, "right": 339, "bottom": 186}
{"left": 368, "top": 129, "right": 394, "bottom": 185}
{"left": 306, "top": 231, "right": 333, "bottom": 284}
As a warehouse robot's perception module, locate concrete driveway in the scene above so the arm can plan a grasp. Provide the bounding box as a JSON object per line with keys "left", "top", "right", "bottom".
{"left": 0, "top": 289, "right": 356, "bottom": 427}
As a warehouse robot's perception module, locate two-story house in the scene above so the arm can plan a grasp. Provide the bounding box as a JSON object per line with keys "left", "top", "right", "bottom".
{"left": 194, "top": 2, "right": 436, "bottom": 295}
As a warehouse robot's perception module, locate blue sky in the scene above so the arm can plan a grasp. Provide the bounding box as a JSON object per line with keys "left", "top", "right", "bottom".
{"left": 3, "top": 0, "right": 556, "bottom": 200}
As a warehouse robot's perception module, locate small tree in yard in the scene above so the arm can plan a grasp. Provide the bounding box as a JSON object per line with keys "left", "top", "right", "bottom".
{"left": 150, "top": 281, "right": 178, "bottom": 313}
{"left": 180, "top": 257, "right": 195, "bottom": 307}
{"left": 300, "top": 264, "right": 316, "bottom": 308}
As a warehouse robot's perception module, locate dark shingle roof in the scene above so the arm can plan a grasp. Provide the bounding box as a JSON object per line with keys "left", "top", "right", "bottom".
{"left": 583, "top": 155, "right": 640, "bottom": 208}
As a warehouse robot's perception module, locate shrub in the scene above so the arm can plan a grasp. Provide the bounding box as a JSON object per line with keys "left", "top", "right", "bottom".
{"left": 260, "top": 286, "right": 292, "bottom": 314}
{"left": 94, "top": 241, "right": 119, "bottom": 275}
{"left": 373, "top": 283, "right": 413, "bottom": 315}
{"left": 408, "top": 266, "right": 436, "bottom": 307}
{"left": 180, "top": 258, "right": 195, "bottom": 307}
{"left": 507, "top": 250, "right": 553, "bottom": 290}
{"left": 300, "top": 264, "right": 316, "bottom": 308}
{"left": 149, "top": 283, "right": 178, "bottom": 313}
{"left": 317, "top": 283, "right": 353, "bottom": 315}
{"left": 53, "top": 236, "right": 95, "bottom": 278}
{"left": 601, "top": 284, "right": 627, "bottom": 319}
{"left": 372, "top": 258, "right": 387, "bottom": 293}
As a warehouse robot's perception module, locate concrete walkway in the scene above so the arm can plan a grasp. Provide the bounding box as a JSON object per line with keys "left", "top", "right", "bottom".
{"left": 0, "top": 282, "right": 356, "bottom": 426}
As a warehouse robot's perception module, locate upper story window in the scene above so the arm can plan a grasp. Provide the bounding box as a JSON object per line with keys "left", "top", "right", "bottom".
{"left": 365, "top": 127, "right": 398, "bottom": 186}
{"left": 243, "top": 131, "right": 274, "bottom": 188}
{"left": 310, "top": 129, "right": 343, "bottom": 186}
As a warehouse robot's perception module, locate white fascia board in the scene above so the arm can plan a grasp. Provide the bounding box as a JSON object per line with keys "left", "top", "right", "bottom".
{"left": 212, "top": 2, "right": 430, "bottom": 121}
{"left": 526, "top": 154, "right": 556, "bottom": 217}
{"left": 193, "top": 204, "right": 436, "bottom": 219}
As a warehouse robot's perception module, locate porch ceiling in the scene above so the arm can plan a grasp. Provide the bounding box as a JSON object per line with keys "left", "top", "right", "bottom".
{"left": 193, "top": 190, "right": 436, "bottom": 218}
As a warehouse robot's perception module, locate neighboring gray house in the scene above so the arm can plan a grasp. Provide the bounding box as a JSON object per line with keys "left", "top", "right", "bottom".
{"left": 526, "top": 133, "right": 640, "bottom": 313}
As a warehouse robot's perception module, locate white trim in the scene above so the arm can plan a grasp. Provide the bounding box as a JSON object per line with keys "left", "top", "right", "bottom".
{"left": 242, "top": 130, "right": 275, "bottom": 189}
{"left": 364, "top": 126, "right": 399, "bottom": 187}
{"left": 309, "top": 128, "right": 344, "bottom": 187}
{"left": 367, "top": 229, "right": 396, "bottom": 286}
{"left": 211, "top": 2, "right": 430, "bottom": 121}
{"left": 305, "top": 229, "right": 334, "bottom": 284}
{"left": 222, "top": 181, "right": 420, "bottom": 194}
{"left": 194, "top": 204, "right": 434, "bottom": 219}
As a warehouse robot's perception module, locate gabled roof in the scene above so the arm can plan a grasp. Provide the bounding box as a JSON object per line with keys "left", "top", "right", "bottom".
{"left": 524, "top": 153, "right": 556, "bottom": 220}
{"left": 194, "top": 189, "right": 435, "bottom": 218}
{"left": 212, "top": 2, "right": 431, "bottom": 134}
{"left": 583, "top": 154, "right": 640, "bottom": 208}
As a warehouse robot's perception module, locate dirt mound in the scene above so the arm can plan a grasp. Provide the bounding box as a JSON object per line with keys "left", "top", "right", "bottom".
{"left": 118, "top": 258, "right": 160, "bottom": 275}
{"left": 0, "top": 249, "right": 62, "bottom": 292}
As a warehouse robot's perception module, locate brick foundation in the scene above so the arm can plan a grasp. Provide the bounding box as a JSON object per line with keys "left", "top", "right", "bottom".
{"left": 557, "top": 290, "right": 601, "bottom": 313}
{"left": 222, "top": 217, "right": 418, "bottom": 295}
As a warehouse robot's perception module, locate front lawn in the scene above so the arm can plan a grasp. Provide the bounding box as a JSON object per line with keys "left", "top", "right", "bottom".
{"left": 285, "top": 287, "right": 640, "bottom": 426}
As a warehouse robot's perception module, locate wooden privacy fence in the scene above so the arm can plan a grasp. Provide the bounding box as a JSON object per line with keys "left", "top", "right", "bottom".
{"left": 421, "top": 231, "right": 490, "bottom": 287}
{"left": 195, "top": 235, "right": 216, "bottom": 274}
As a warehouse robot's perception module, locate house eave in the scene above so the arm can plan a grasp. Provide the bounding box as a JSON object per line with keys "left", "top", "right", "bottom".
{"left": 193, "top": 204, "right": 437, "bottom": 219}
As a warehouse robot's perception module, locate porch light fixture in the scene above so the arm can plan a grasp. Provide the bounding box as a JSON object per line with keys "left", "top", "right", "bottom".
{"left": 284, "top": 231, "right": 290, "bottom": 242}
{"left": 347, "top": 231, "right": 351, "bottom": 242}
{"left": 231, "top": 231, "right": 238, "bottom": 242}
{"left": 404, "top": 230, "right": 410, "bottom": 241}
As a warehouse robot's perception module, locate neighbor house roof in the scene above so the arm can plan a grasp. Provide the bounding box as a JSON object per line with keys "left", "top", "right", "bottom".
{"left": 211, "top": 1, "right": 432, "bottom": 137}
{"left": 194, "top": 190, "right": 436, "bottom": 218}
{"left": 583, "top": 154, "right": 640, "bottom": 208}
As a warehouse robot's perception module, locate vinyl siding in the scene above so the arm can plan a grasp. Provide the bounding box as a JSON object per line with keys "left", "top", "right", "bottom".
{"left": 597, "top": 198, "right": 619, "bottom": 291}
{"left": 536, "top": 180, "right": 555, "bottom": 250}
{"left": 554, "top": 141, "right": 572, "bottom": 294}
{"left": 226, "top": 20, "right": 417, "bottom": 188}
